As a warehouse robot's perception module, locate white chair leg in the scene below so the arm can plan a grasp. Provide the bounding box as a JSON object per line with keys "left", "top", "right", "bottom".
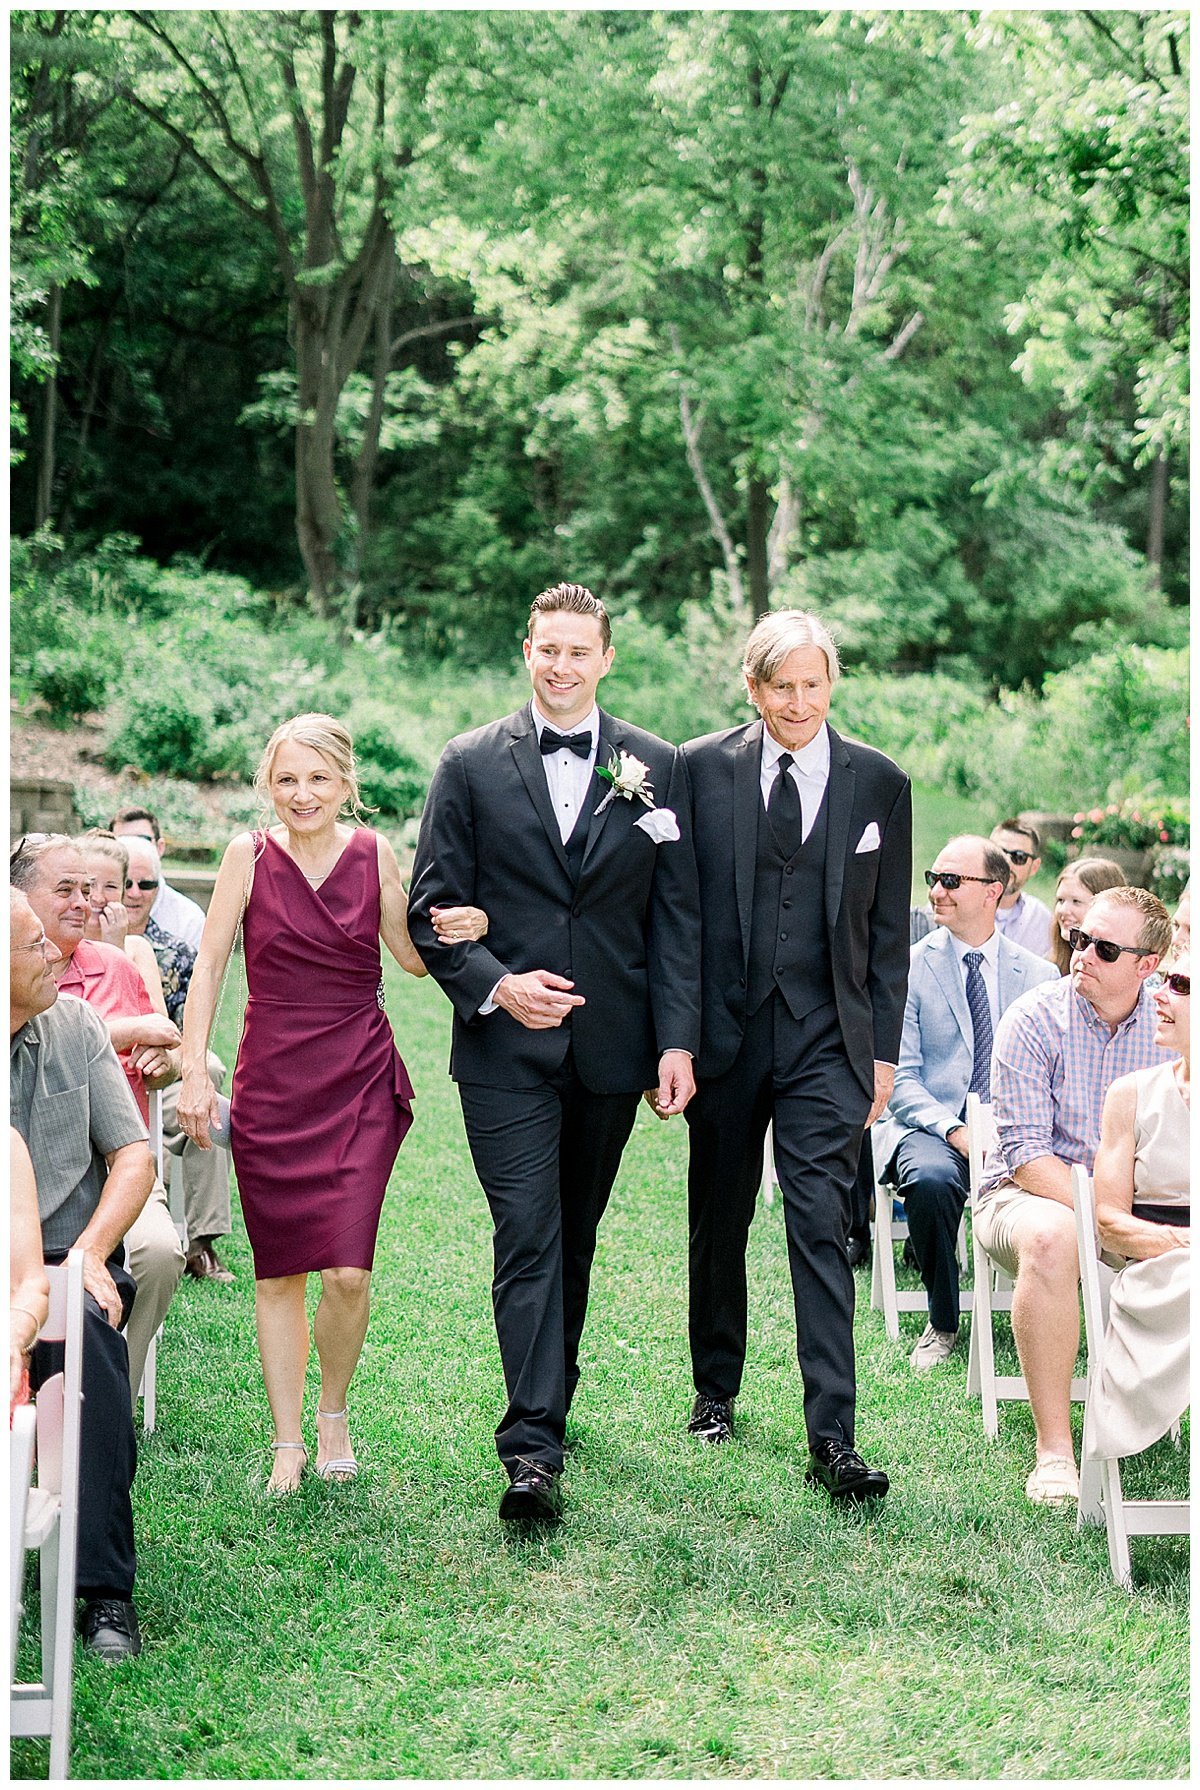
{"left": 871, "top": 1202, "right": 901, "bottom": 1341}
{"left": 1104, "top": 1458, "right": 1134, "bottom": 1592}
{"left": 140, "top": 1330, "right": 159, "bottom": 1434}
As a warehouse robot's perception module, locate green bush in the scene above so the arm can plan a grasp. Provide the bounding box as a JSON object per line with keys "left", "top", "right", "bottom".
{"left": 29, "top": 646, "right": 110, "bottom": 722}
{"left": 104, "top": 685, "right": 219, "bottom": 780}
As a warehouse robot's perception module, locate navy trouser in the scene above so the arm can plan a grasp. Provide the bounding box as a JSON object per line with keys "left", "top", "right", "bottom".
{"left": 891, "top": 1130, "right": 971, "bottom": 1335}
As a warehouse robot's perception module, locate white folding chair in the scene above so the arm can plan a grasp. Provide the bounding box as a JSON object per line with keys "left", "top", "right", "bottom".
{"left": 136, "top": 1089, "right": 189, "bottom": 1432}
{"left": 1072, "top": 1166, "right": 1189, "bottom": 1591}
{"left": 963, "top": 1094, "right": 1086, "bottom": 1437}
{"left": 11, "top": 1248, "right": 86, "bottom": 1779}
{"left": 761, "top": 1124, "right": 777, "bottom": 1209}
{"left": 870, "top": 1161, "right": 970, "bottom": 1342}
{"left": 9, "top": 1404, "right": 37, "bottom": 1681}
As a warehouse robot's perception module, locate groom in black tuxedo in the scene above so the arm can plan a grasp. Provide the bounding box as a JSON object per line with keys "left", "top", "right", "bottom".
{"left": 409, "top": 582, "right": 700, "bottom": 1521}
{"left": 682, "top": 610, "right": 911, "bottom": 1499}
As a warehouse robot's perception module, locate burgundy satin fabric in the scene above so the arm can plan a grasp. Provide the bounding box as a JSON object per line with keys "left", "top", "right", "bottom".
{"left": 230, "top": 829, "right": 414, "bottom": 1277}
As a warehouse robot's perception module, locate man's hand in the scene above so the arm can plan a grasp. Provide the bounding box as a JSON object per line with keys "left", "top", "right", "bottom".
{"left": 81, "top": 1248, "right": 123, "bottom": 1328}
{"left": 494, "top": 970, "right": 585, "bottom": 1031}
{"left": 644, "top": 1050, "right": 695, "bottom": 1119}
{"left": 946, "top": 1125, "right": 970, "bottom": 1159}
{"left": 865, "top": 1061, "right": 896, "bottom": 1129}
{"left": 128, "top": 1043, "right": 179, "bottom": 1082}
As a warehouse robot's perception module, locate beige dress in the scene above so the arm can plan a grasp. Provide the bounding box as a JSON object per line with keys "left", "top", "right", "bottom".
{"left": 1084, "top": 1061, "right": 1190, "bottom": 1460}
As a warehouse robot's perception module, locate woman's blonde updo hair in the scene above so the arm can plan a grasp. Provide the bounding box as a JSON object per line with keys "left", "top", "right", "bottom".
{"left": 76, "top": 828, "right": 130, "bottom": 881}
{"left": 253, "top": 713, "right": 376, "bottom": 829}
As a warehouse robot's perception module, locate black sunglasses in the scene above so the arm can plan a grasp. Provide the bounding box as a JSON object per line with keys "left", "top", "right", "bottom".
{"left": 1068, "top": 927, "right": 1151, "bottom": 964}
{"left": 9, "top": 832, "right": 50, "bottom": 865}
{"left": 1001, "top": 847, "right": 1035, "bottom": 866}
{"left": 126, "top": 878, "right": 160, "bottom": 892}
{"left": 924, "top": 870, "right": 1001, "bottom": 892}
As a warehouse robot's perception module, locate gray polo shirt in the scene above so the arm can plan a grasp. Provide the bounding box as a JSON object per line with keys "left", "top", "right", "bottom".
{"left": 10, "top": 994, "right": 148, "bottom": 1253}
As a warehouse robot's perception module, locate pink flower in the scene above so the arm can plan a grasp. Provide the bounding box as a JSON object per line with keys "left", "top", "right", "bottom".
{"left": 1107, "top": 804, "right": 1119, "bottom": 815}
{"left": 1073, "top": 812, "right": 1084, "bottom": 823}
{"left": 1071, "top": 826, "right": 1083, "bottom": 839}
{"left": 1161, "top": 829, "right": 1170, "bottom": 842}
{"left": 1089, "top": 808, "right": 1104, "bottom": 823}
{"left": 1131, "top": 810, "right": 1142, "bottom": 823}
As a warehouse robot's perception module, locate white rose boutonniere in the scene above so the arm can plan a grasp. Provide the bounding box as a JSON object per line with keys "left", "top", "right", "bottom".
{"left": 595, "top": 749, "right": 656, "bottom": 815}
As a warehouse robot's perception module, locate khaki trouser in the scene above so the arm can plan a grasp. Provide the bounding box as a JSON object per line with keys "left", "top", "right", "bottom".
{"left": 123, "top": 1178, "right": 186, "bottom": 1414}
{"left": 161, "top": 1052, "right": 232, "bottom": 1246}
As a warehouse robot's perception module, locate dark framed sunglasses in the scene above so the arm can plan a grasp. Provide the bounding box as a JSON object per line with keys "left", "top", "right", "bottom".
{"left": 1068, "top": 927, "right": 1151, "bottom": 964}
{"left": 1153, "top": 971, "right": 1191, "bottom": 997}
{"left": 9, "top": 832, "right": 50, "bottom": 865}
{"left": 924, "top": 870, "right": 1001, "bottom": 892}
{"left": 126, "top": 878, "right": 160, "bottom": 892}
{"left": 1001, "top": 847, "right": 1035, "bottom": 866}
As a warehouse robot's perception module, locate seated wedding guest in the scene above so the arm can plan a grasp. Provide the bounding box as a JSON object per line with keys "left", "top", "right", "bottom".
{"left": 1048, "top": 856, "right": 1127, "bottom": 975}
{"left": 110, "top": 806, "right": 206, "bottom": 952}
{"left": 1085, "top": 954, "right": 1190, "bottom": 1461}
{"left": 11, "top": 834, "right": 185, "bottom": 1403}
{"left": 875, "top": 837, "right": 1057, "bottom": 1369}
{"left": 976, "top": 886, "right": 1173, "bottom": 1505}
{"left": 1171, "top": 883, "right": 1189, "bottom": 956}
{"left": 991, "top": 819, "right": 1052, "bottom": 954}
{"left": 10, "top": 887, "right": 153, "bottom": 1658}
{"left": 10, "top": 1127, "right": 50, "bottom": 1418}
{"left": 82, "top": 831, "right": 233, "bottom": 1284}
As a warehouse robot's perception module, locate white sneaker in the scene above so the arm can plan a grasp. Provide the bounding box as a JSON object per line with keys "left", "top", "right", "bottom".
{"left": 1025, "top": 1454, "right": 1079, "bottom": 1507}
{"left": 908, "top": 1324, "right": 958, "bottom": 1371}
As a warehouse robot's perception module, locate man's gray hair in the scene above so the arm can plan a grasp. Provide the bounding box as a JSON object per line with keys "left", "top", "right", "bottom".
{"left": 742, "top": 610, "right": 841, "bottom": 687}
{"left": 9, "top": 832, "right": 76, "bottom": 893}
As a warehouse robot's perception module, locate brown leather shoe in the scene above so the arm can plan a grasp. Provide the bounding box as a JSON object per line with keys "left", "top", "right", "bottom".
{"left": 185, "top": 1242, "right": 235, "bottom": 1284}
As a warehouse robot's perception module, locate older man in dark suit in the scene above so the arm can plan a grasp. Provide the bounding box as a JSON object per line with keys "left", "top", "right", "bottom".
{"left": 408, "top": 582, "right": 700, "bottom": 1522}
{"left": 682, "top": 611, "right": 911, "bottom": 1499}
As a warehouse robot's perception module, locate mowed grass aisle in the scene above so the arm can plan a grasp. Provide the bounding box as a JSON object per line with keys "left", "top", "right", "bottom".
{"left": 15, "top": 961, "right": 1188, "bottom": 1780}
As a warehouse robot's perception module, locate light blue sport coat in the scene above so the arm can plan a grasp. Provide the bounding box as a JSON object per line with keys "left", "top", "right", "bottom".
{"left": 872, "top": 925, "right": 1060, "bottom": 1176}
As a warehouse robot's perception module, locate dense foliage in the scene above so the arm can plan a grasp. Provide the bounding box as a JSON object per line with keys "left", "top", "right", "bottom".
{"left": 10, "top": 9, "right": 1188, "bottom": 690}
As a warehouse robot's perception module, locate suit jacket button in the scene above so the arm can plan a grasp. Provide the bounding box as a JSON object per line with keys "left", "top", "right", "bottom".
{"left": 572, "top": 905, "right": 582, "bottom": 918}
{"left": 739, "top": 976, "right": 746, "bottom": 988}
{"left": 782, "top": 899, "right": 791, "bottom": 909}
{"left": 779, "top": 931, "right": 788, "bottom": 941}
{"left": 784, "top": 865, "right": 794, "bottom": 875}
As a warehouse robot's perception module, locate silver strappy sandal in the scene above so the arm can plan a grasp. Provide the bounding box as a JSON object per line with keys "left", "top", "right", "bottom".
{"left": 315, "top": 1407, "right": 358, "bottom": 1482}
{"left": 268, "top": 1440, "right": 308, "bottom": 1495}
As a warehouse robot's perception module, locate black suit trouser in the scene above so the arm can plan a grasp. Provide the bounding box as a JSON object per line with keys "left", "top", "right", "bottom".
{"left": 686, "top": 997, "right": 871, "bottom": 1448}
{"left": 459, "top": 1056, "right": 640, "bottom": 1471}
{"left": 29, "top": 1255, "right": 138, "bottom": 1601}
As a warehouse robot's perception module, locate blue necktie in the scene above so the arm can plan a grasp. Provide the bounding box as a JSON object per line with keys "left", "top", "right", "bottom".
{"left": 964, "top": 950, "right": 993, "bottom": 1099}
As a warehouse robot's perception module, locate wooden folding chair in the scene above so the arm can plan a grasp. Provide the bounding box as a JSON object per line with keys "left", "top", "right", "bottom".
{"left": 11, "top": 1248, "right": 86, "bottom": 1779}
{"left": 870, "top": 1164, "right": 970, "bottom": 1342}
{"left": 963, "top": 1094, "right": 1086, "bottom": 1437}
{"left": 1072, "top": 1165, "right": 1189, "bottom": 1591}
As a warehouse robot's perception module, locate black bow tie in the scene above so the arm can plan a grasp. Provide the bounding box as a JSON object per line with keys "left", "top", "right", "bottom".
{"left": 539, "top": 728, "right": 593, "bottom": 759}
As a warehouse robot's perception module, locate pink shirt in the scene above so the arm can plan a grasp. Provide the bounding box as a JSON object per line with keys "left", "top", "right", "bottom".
{"left": 57, "top": 938, "right": 156, "bottom": 1122}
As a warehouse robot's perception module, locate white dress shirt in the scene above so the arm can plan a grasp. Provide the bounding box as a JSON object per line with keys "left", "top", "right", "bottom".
{"left": 150, "top": 878, "right": 207, "bottom": 952}
{"left": 532, "top": 703, "right": 600, "bottom": 843}
{"left": 759, "top": 724, "right": 831, "bottom": 842}
{"left": 947, "top": 926, "right": 1001, "bottom": 1027}
{"left": 995, "top": 890, "right": 1054, "bottom": 957}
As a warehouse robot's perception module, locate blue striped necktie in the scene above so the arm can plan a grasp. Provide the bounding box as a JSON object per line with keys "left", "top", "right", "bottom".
{"left": 964, "top": 950, "right": 993, "bottom": 1099}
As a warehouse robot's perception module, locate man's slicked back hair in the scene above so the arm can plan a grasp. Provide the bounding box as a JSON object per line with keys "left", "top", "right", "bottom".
{"left": 527, "top": 582, "right": 611, "bottom": 652}
{"left": 742, "top": 609, "right": 840, "bottom": 687}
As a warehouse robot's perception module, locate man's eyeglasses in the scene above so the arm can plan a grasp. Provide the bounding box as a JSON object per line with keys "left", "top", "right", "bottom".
{"left": 13, "top": 932, "right": 56, "bottom": 956}
{"left": 924, "top": 870, "right": 1000, "bottom": 892}
{"left": 125, "top": 878, "right": 160, "bottom": 892}
{"left": 1147, "top": 971, "right": 1190, "bottom": 997}
{"left": 1000, "top": 847, "right": 1035, "bottom": 866}
{"left": 1068, "top": 927, "right": 1151, "bottom": 963}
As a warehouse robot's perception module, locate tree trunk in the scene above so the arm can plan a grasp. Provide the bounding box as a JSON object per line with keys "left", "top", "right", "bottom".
{"left": 745, "top": 474, "right": 770, "bottom": 614}
{"left": 35, "top": 281, "right": 62, "bottom": 528}
{"left": 348, "top": 246, "right": 396, "bottom": 610}
{"left": 294, "top": 298, "right": 347, "bottom": 618}
{"left": 1145, "top": 449, "right": 1167, "bottom": 587}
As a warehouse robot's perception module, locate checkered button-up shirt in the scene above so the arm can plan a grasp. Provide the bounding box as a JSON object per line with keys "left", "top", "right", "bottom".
{"left": 980, "top": 974, "right": 1173, "bottom": 1200}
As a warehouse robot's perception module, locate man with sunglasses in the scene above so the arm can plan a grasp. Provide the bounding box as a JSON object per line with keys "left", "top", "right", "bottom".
{"left": 990, "top": 820, "right": 1052, "bottom": 956}
{"left": 975, "top": 885, "right": 1174, "bottom": 1506}
{"left": 874, "top": 838, "right": 1058, "bottom": 1371}
{"left": 110, "top": 806, "right": 207, "bottom": 953}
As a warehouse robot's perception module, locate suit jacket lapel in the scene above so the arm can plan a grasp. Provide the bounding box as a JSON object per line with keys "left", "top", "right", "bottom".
{"left": 509, "top": 704, "right": 572, "bottom": 881}
{"left": 824, "top": 726, "right": 854, "bottom": 932}
{"left": 997, "top": 936, "right": 1030, "bottom": 1009}
{"left": 928, "top": 929, "right": 972, "bottom": 1051}
{"left": 733, "top": 722, "right": 762, "bottom": 966}
{"left": 580, "top": 711, "right": 621, "bottom": 874}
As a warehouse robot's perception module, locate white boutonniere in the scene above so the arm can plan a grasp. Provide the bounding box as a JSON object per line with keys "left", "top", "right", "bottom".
{"left": 595, "top": 748, "right": 656, "bottom": 815}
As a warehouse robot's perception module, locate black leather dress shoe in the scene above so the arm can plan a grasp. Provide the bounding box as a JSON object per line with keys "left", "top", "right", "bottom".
{"left": 499, "top": 1459, "right": 562, "bottom": 1523}
{"left": 845, "top": 1233, "right": 870, "bottom": 1269}
{"left": 806, "top": 1439, "right": 889, "bottom": 1502}
{"left": 79, "top": 1597, "right": 142, "bottom": 1660}
{"left": 687, "top": 1395, "right": 734, "bottom": 1444}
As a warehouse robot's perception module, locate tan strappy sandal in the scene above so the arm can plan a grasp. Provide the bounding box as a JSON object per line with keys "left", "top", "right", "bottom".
{"left": 268, "top": 1440, "right": 308, "bottom": 1495}
{"left": 315, "top": 1407, "right": 358, "bottom": 1482}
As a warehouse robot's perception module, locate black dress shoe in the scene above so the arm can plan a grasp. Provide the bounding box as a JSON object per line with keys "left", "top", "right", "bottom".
{"left": 79, "top": 1597, "right": 142, "bottom": 1660}
{"left": 845, "top": 1233, "right": 870, "bottom": 1269}
{"left": 499, "top": 1459, "right": 562, "bottom": 1523}
{"left": 806, "top": 1439, "right": 889, "bottom": 1503}
{"left": 687, "top": 1395, "right": 734, "bottom": 1444}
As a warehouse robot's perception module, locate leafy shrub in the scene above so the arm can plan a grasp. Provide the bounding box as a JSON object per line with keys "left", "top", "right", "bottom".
{"left": 29, "top": 646, "right": 110, "bottom": 722}
{"left": 104, "top": 686, "right": 220, "bottom": 780}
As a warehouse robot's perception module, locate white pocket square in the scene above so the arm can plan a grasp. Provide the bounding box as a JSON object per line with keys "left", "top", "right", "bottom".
{"left": 634, "top": 807, "right": 680, "bottom": 845}
{"left": 855, "top": 822, "right": 881, "bottom": 854}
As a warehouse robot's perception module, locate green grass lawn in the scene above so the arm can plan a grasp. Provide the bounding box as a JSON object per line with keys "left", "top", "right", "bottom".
{"left": 14, "top": 947, "right": 1188, "bottom": 1782}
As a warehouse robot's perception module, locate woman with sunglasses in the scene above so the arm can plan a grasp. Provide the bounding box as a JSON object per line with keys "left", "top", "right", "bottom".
{"left": 1085, "top": 956, "right": 1189, "bottom": 1459}
{"left": 1048, "top": 856, "right": 1127, "bottom": 975}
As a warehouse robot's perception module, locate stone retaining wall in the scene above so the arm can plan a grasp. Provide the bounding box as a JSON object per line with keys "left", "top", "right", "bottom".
{"left": 11, "top": 777, "right": 78, "bottom": 839}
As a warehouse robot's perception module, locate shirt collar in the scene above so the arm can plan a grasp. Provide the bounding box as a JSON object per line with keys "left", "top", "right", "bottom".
{"left": 761, "top": 722, "right": 830, "bottom": 778}
{"left": 949, "top": 927, "right": 1000, "bottom": 970}
{"left": 531, "top": 702, "right": 599, "bottom": 745}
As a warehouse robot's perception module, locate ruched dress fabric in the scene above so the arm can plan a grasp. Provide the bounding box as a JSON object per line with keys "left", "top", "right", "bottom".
{"left": 230, "top": 829, "right": 414, "bottom": 1278}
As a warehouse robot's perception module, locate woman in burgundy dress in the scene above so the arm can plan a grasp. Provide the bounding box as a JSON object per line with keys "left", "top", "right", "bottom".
{"left": 177, "top": 714, "right": 485, "bottom": 1492}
